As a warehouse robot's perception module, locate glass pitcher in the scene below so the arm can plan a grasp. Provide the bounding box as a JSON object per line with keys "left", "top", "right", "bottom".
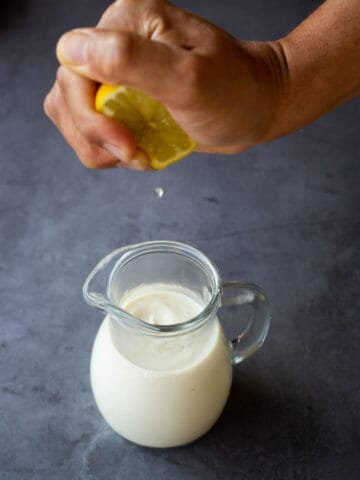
{"left": 83, "top": 241, "right": 271, "bottom": 448}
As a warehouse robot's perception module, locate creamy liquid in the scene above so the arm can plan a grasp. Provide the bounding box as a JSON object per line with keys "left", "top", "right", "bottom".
{"left": 90, "top": 283, "right": 232, "bottom": 447}
{"left": 122, "top": 283, "right": 203, "bottom": 326}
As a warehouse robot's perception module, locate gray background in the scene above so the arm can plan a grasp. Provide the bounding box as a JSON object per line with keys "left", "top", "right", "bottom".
{"left": 1, "top": 0, "right": 359, "bottom": 478}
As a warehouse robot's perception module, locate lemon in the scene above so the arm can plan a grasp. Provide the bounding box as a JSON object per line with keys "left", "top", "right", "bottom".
{"left": 95, "top": 84, "right": 196, "bottom": 170}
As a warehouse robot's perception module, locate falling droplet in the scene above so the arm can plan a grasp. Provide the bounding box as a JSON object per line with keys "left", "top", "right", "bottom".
{"left": 155, "top": 187, "right": 164, "bottom": 198}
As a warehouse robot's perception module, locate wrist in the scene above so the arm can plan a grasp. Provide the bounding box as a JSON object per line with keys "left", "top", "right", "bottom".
{"left": 236, "top": 39, "right": 291, "bottom": 145}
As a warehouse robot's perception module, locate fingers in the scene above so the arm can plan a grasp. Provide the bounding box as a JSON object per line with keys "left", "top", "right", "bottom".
{"left": 56, "top": 67, "right": 137, "bottom": 160}
{"left": 45, "top": 82, "right": 117, "bottom": 168}
{"left": 56, "top": 28, "right": 186, "bottom": 107}
{"left": 97, "top": 0, "right": 219, "bottom": 53}
{"left": 44, "top": 67, "right": 150, "bottom": 169}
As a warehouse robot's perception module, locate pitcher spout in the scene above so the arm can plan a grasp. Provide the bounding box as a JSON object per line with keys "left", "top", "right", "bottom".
{"left": 82, "top": 245, "right": 136, "bottom": 327}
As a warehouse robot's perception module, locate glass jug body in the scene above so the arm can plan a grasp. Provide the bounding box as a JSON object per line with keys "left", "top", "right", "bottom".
{"left": 83, "top": 241, "right": 270, "bottom": 447}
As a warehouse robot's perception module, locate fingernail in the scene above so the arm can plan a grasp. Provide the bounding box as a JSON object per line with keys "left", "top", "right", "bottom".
{"left": 57, "top": 31, "right": 90, "bottom": 65}
{"left": 103, "top": 143, "right": 125, "bottom": 160}
{"left": 131, "top": 149, "right": 151, "bottom": 170}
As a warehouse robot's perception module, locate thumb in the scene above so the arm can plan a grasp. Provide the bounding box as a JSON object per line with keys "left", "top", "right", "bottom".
{"left": 56, "top": 28, "right": 183, "bottom": 104}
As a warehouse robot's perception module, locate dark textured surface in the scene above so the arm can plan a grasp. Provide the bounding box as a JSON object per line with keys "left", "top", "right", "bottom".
{"left": 1, "top": 1, "right": 359, "bottom": 479}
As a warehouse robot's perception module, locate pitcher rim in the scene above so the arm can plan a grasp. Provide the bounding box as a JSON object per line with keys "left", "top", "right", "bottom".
{"left": 82, "top": 240, "right": 223, "bottom": 335}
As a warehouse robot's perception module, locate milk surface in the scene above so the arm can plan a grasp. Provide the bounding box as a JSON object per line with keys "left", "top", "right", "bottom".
{"left": 121, "top": 283, "right": 203, "bottom": 326}
{"left": 90, "top": 283, "right": 232, "bottom": 447}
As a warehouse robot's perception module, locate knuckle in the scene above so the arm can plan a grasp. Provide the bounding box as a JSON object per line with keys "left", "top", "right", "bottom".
{"left": 112, "top": 31, "right": 133, "bottom": 65}
{"left": 94, "top": 32, "right": 133, "bottom": 79}
{"left": 114, "top": 0, "right": 159, "bottom": 7}
{"left": 74, "top": 135, "right": 100, "bottom": 169}
{"left": 142, "top": 0, "right": 162, "bottom": 10}
{"left": 146, "top": 12, "right": 169, "bottom": 37}
{"left": 55, "top": 66, "right": 69, "bottom": 89}
{"left": 114, "top": 0, "right": 135, "bottom": 6}
{"left": 147, "top": 0, "right": 164, "bottom": 9}
{"left": 43, "top": 84, "right": 62, "bottom": 119}
{"left": 43, "top": 92, "right": 56, "bottom": 118}
{"left": 100, "top": 0, "right": 130, "bottom": 22}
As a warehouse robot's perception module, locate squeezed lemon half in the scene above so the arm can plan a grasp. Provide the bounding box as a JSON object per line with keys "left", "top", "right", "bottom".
{"left": 95, "top": 84, "right": 196, "bottom": 170}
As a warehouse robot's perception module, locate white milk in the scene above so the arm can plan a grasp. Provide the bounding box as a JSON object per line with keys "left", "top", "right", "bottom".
{"left": 90, "top": 283, "right": 233, "bottom": 447}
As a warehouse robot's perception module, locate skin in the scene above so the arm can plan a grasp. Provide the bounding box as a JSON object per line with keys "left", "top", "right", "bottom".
{"left": 44, "top": 0, "right": 360, "bottom": 170}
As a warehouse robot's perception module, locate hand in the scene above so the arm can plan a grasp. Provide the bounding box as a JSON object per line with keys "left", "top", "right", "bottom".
{"left": 44, "top": 0, "right": 284, "bottom": 170}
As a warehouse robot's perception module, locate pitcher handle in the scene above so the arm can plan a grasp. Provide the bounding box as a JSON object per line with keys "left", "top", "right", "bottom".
{"left": 221, "top": 281, "right": 271, "bottom": 365}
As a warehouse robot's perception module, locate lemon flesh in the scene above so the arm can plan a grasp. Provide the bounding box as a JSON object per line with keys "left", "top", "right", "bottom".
{"left": 95, "top": 84, "right": 196, "bottom": 170}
